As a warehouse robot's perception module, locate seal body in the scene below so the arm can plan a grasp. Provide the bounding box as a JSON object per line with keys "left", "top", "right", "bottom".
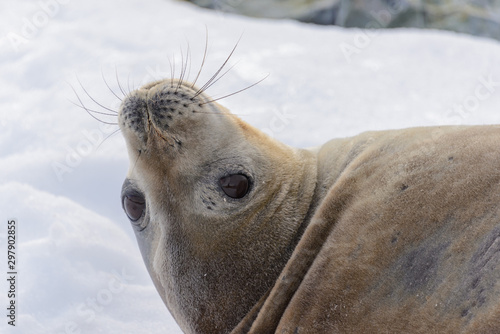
{"left": 236, "top": 126, "right": 500, "bottom": 333}
{"left": 118, "top": 78, "right": 500, "bottom": 333}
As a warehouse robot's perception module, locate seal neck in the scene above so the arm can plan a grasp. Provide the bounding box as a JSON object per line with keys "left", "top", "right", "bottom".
{"left": 231, "top": 147, "right": 319, "bottom": 333}
{"left": 281, "top": 148, "right": 320, "bottom": 266}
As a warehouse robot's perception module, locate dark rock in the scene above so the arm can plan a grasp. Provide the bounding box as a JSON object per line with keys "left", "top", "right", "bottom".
{"left": 184, "top": 0, "right": 500, "bottom": 41}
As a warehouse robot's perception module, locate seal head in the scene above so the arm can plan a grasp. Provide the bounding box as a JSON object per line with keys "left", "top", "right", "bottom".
{"left": 118, "top": 79, "right": 317, "bottom": 333}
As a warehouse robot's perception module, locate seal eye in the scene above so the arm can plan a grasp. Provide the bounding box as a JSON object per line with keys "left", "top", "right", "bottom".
{"left": 123, "top": 194, "right": 145, "bottom": 221}
{"left": 219, "top": 174, "right": 250, "bottom": 199}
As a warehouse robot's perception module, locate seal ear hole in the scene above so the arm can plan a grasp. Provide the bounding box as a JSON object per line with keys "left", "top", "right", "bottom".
{"left": 219, "top": 174, "right": 250, "bottom": 199}
{"left": 123, "top": 194, "right": 146, "bottom": 222}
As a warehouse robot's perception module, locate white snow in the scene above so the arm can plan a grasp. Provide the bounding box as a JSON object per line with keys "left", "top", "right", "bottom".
{"left": 1, "top": 0, "right": 500, "bottom": 333}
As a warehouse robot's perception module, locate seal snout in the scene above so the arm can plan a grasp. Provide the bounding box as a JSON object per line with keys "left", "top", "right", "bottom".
{"left": 146, "top": 82, "right": 200, "bottom": 132}
{"left": 119, "top": 79, "right": 206, "bottom": 146}
{"left": 119, "top": 92, "right": 149, "bottom": 144}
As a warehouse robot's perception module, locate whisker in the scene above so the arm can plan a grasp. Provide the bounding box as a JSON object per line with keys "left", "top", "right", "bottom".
{"left": 69, "top": 84, "right": 119, "bottom": 125}
{"left": 191, "top": 110, "right": 245, "bottom": 116}
{"left": 171, "top": 53, "right": 176, "bottom": 88}
{"left": 200, "top": 73, "right": 269, "bottom": 105}
{"left": 193, "top": 35, "right": 241, "bottom": 98}
{"left": 101, "top": 70, "right": 123, "bottom": 101}
{"left": 177, "top": 42, "right": 191, "bottom": 88}
{"left": 69, "top": 100, "right": 117, "bottom": 117}
{"left": 77, "top": 78, "right": 118, "bottom": 114}
{"left": 115, "top": 67, "right": 127, "bottom": 97}
{"left": 186, "top": 42, "right": 192, "bottom": 83}
{"left": 176, "top": 46, "right": 187, "bottom": 92}
{"left": 127, "top": 73, "right": 133, "bottom": 96}
{"left": 191, "top": 28, "right": 209, "bottom": 89}
{"left": 198, "top": 61, "right": 238, "bottom": 94}
{"left": 168, "top": 56, "right": 174, "bottom": 87}
{"left": 181, "top": 45, "right": 190, "bottom": 86}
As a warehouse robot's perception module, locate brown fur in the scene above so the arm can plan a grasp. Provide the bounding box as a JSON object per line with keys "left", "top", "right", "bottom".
{"left": 119, "top": 79, "right": 500, "bottom": 333}
{"left": 235, "top": 126, "right": 500, "bottom": 333}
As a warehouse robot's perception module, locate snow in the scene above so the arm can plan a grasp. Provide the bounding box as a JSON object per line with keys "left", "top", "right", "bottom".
{"left": 1, "top": 0, "right": 500, "bottom": 333}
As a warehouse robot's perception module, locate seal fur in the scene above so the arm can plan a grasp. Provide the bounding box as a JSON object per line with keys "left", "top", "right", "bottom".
{"left": 118, "top": 78, "right": 500, "bottom": 333}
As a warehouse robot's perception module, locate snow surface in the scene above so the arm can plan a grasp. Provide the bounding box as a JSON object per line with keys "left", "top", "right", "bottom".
{"left": 1, "top": 0, "right": 500, "bottom": 333}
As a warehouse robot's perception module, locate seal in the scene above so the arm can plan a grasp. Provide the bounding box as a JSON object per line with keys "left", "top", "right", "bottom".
{"left": 118, "top": 78, "right": 500, "bottom": 333}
